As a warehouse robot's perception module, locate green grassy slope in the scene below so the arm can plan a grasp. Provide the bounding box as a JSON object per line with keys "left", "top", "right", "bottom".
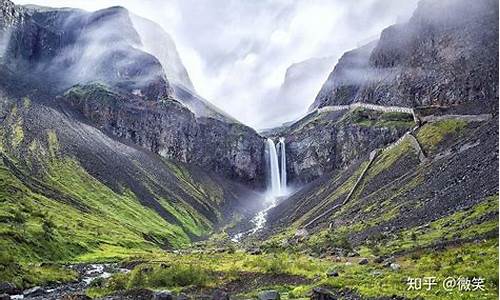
{"left": 0, "top": 100, "right": 258, "bottom": 287}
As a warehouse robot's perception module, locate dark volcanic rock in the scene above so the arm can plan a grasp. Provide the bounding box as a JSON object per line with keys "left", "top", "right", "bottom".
{"left": 258, "top": 290, "right": 280, "bottom": 300}
{"left": 310, "top": 0, "right": 499, "bottom": 113}
{"left": 311, "top": 288, "right": 336, "bottom": 300}
{"left": 58, "top": 83, "right": 265, "bottom": 187}
{"left": 0, "top": 282, "right": 17, "bottom": 295}
{"left": 275, "top": 109, "right": 410, "bottom": 184}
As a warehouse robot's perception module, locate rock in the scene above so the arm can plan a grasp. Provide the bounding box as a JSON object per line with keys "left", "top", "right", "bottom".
{"left": 0, "top": 282, "right": 17, "bottom": 295}
{"left": 248, "top": 247, "right": 262, "bottom": 255}
{"left": 62, "top": 294, "right": 92, "bottom": 300}
{"left": 23, "top": 286, "right": 45, "bottom": 297}
{"left": 258, "top": 290, "right": 280, "bottom": 300}
{"left": 370, "top": 271, "right": 383, "bottom": 276}
{"left": 177, "top": 293, "right": 190, "bottom": 300}
{"left": 211, "top": 289, "right": 230, "bottom": 300}
{"left": 373, "top": 256, "right": 385, "bottom": 264}
{"left": 347, "top": 251, "right": 359, "bottom": 257}
{"left": 0, "top": 294, "right": 10, "bottom": 300}
{"left": 311, "top": 287, "right": 336, "bottom": 300}
{"left": 310, "top": 0, "right": 498, "bottom": 113}
{"left": 390, "top": 263, "right": 400, "bottom": 271}
{"left": 358, "top": 258, "right": 369, "bottom": 265}
{"left": 295, "top": 228, "right": 309, "bottom": 239}
{"left": 326, "top": 270, "right": 339, "bottom": 277}
{"left": 154, "top": 290, "right": 174, "bottom": 300}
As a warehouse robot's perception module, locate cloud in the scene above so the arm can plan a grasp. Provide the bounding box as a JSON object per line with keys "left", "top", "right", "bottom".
{"left": 13, "top": 0, "right": 418, "bottom": 128}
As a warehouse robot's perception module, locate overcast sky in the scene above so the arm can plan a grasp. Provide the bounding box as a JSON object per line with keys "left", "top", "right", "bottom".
{"left": 14, "top": 0, "right": 418, "bottom": 129}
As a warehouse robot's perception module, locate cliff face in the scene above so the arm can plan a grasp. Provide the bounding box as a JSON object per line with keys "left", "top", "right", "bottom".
{"left": 273, "top": 109, "right": 412, "bottom": 185}
{"left": 59, "top": 84, "right": 265, "bottom": 187}
{"left": 310, "top": 0, "right": 499, "bottom": 112}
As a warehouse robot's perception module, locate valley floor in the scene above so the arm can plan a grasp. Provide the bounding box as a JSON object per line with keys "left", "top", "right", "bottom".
{"left": 1, "top": 237, "right": 498, "bottom": 300}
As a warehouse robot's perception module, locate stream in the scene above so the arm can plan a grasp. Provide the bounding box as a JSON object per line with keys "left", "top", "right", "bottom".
{"left": 10, "top": 264, "right": 129, "bottom": 300}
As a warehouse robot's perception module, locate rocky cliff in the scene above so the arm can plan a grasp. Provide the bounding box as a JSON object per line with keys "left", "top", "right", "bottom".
{"left": 269, "top": 108, "right": 413, "bottom": 185}
{"left": 59, "top": 83, "right": 265, "bottom": 187}
{"left": 310, "top": 0, "right": 499, "bottom": 112}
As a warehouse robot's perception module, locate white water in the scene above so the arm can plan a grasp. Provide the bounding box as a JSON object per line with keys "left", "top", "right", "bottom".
{"left": 266, "top": 138, "right": 281, "bottom": 197}
{"left": 231, "top": 138, "right": 288, "bottom": 242}
{"left": 279, "top": 137, "right": 287, "bottom": 193}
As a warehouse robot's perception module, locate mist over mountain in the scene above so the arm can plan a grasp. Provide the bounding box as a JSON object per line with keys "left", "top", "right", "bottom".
{"left": 263, "top": 56, "right": 337, "bottom": 128}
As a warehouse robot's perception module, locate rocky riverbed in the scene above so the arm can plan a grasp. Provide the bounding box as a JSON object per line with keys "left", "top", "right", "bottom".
{"left": 2, "top": 264, "right": 127, "bottom": 300}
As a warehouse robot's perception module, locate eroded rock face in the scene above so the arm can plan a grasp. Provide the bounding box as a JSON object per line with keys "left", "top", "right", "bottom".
{"left": 273, "top": 110, "right": 411, "bottom": 185}
{"left": 60, "top": 84, "right": 265, "bottom": 187}
{"left": 310, "top": 0, "right": 499, "bottom": 112}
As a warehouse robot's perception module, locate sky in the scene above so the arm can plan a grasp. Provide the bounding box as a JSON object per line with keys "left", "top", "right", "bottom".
{"left": 14, "top": 0, "right": 419, "bottom": 129}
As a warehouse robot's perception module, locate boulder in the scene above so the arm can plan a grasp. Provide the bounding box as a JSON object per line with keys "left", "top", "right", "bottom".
{"left": 248, "top": 248, "right": 262, "bottom": 255}
{"left": 0, "top": 294, "right": 10, "bottom": 300}
{"left": 0, "top": 282, "right": 17, "bottom": 295}
{"left": 326, "top": 270, "right": 339, "bottom": 277}
{"left": 62, "top": 294, "right": 92, "bottom": 300}
{"left": 211, "top": 289, "right": 230, "bottom": 300}
{"left": 358, "top": 258, "right": 369, "bottom": 265}
{"left": 258, "top": 290, "right": 280, "bottom": 300}
{"left": 23, "top": 286, "right": 45, "bottom": 297}
{"left": 154, "top": 290, "right": 174, "bottom": 300}
{"left": 390, "top": 263, "right": 400, "bottom": 271}
{"left": 347, "top": 252, "right": 359, "bottom": 257}
{"left": 177, "top": 293, "right": 190, "bottom": 300}
{"left": 311, "top": 287, "right": 336, "bottom": 300}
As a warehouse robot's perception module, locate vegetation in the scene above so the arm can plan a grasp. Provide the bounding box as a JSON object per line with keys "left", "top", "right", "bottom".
{"left": 416, "top": 119, "right": 467, "bottom": 151}
{"left": 344, "top": 108, "right": 415, "bottom": 129}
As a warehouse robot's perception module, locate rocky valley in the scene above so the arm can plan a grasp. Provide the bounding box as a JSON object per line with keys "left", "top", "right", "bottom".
{"left": 0, "top": 0, "right": 498, "bottom": 300}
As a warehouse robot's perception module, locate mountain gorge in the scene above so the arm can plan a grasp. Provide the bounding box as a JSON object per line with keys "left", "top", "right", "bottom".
{"left": 0, "top": 0, "right": 498, "bottom": 299}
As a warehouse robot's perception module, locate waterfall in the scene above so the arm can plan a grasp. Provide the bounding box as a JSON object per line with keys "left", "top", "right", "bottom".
{"left": 266, "top": 138, "right": 281, "bottom": 197}
{"left": 279, "top": 137, "right": 287, "bottom": 192}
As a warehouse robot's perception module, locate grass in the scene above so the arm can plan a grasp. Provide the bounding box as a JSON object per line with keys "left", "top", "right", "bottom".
{"left": 83, "top": 238, "right": 498, "bottom": 299}
{"left": 416, "top": 119, "right": 467, "bottom": 151}
{"left": 342, "top": 108, "right": 415, "bottom": 129}
{"left": 0, "top": 114, "right": 223, "bottom": 287}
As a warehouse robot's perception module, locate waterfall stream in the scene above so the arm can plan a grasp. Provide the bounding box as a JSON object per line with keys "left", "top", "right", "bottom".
{"left": 266, "top": 138, "right": 281, "bottom": 197}
{"left": 232, "top": 137, "right": 288, "bottom": 242}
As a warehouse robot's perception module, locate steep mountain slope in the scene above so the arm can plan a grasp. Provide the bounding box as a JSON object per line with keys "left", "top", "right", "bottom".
{"left": 171, "top": 83, "right": 239, "bottom": 124}
{"left": 268, "top": 117, "right": 498, "bottom": 240}
{"left": 0, "top": 94, "right": 263, "bottom": 263}
{"left": 269, "top": 108, "right": 414, "bottom": 185}
{"left": 310, "top": 0, "right": 498, "bottom": 112}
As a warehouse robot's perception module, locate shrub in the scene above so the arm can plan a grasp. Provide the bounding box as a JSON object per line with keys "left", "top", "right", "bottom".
{"left": 126, "top": 266, "right": 147, "bottom": 289}
{"left": 106, "top": 273, "right": 129, "bottom": 291}
{"left": 88, "top": 277, "right": 105, "bottom": 288}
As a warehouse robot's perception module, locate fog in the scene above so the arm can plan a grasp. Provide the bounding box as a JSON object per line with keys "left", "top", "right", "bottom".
{"left": 14, "top": 0, "right": 418, "bottom": 129}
